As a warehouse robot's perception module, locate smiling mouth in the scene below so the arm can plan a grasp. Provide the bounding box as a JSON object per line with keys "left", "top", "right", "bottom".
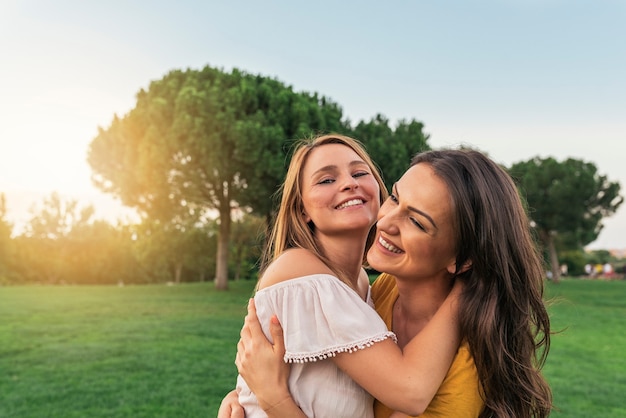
{"left": 336, "top": 199, "right": 364, "bottom": 209}
{"left": 379, "top": 236, "right": 403, "bottom": 253}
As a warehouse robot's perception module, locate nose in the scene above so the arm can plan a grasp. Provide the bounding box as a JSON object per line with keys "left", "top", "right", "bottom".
{"left": 375, "top": 199, "right": 399, "bottom": 234}
{"left": 341, "top": 175, "right": 359, "bottom": 191}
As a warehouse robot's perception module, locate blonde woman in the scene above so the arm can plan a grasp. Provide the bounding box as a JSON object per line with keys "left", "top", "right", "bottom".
{"left": 223, "top": 149, "right": 552, "bottom": 418}
{"left": 229, "top": 135, "right": 466, "bottom": 418}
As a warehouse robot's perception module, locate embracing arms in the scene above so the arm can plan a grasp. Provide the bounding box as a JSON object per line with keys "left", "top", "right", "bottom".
{"left": 331, "top": 284, "right": 461, "bottom": 414}
{"left": 217, "top": 308, "right": 305, "bottom": 418}
{"left": 233, "top": 281, "right": 462, "bottom": 417}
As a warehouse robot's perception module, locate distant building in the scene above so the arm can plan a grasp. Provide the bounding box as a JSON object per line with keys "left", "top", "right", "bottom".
{"left": 585, "top": 248, "right": 626, "bottom": 259}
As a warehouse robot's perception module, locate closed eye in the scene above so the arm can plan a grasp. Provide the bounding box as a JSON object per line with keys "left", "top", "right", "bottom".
{"left": 409, "top": 217, "right": 426, "bottom": 231}
{"left": 389, "top": 192, "right": 426, "bottom": 231}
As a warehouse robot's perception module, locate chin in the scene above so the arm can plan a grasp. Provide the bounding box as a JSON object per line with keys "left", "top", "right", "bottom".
{"left": 366, "top": 255, "right": 384, "bottom": 272}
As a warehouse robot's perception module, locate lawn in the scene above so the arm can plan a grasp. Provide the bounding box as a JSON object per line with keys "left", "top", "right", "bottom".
{"left": 543, "top": 279, "right": 626, "bottom": 417}
{"left": 1, "top": 278, "right": 625, "bottom": 417}
{"left": 0, "top": 281, "right": 255, "bottom": 417}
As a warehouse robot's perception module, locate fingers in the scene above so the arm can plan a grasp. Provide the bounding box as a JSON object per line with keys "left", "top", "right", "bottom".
{"left": 269, "top": 314, "right": 285, "bottom": 355}
{"left": 229, "top": 406, "right": 245, "bottom": 418}
{"left": 231, "top": 406, "right": 245, "bottom": 418}
{"left": 244, "top": 298, "right": 263, "bottom": 335}
{"left": 242, "top": 298, "right": 271, "bottom": 348}
{"left": 239, "top": 299, "right": 256, "bottom": 342}
{"left": 216, "top": 390, "right": 244, "bottom": 418}
{"left": 235, "top": 338, "right": 243, "bottom": 372}
{"left": 217, "top": 402, "right": 243, "bottom": 418}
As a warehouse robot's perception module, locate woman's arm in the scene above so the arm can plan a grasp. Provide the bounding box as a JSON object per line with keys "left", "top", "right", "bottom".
{"left": 239, "top": 281, "right": 463, "bottom": 417}
{"left": 215, "top": 309, "right": 304, "bottom": 418}
{"left": 331, "top": 280, "right": 463, "bottom": 416}
{"left": 237, "top": 300, "right": 307, "bottom": 418}
{"left": 217, "top": 390, "right": 243, "bottom": 418}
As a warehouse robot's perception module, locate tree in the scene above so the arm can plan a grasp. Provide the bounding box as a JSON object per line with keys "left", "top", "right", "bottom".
{"left": 238, "top": 91, "right": 350, "bottom": 224}
{"left": 352, "top": 114, "right": 430, "bottom": 191}
{"left": 509, "top": 157, "right": 623, "bottom": 281}
{"left": 230, "top": 212, "right": 265, "bottom": 281}
{"left": 179, "top": 221, "right": 217, "bottom": 282}
{"left": 63, "top": 220, "right": 141, "bottom": 284}
{"left": 0, "top": 194, "right": 14, "bottom": 283}
{"left": 18, "top": 193, "right": 96, "bottom": 283}
{"left": 130, "top": 216, "right": 215, "bottom": 284}
{"left": 88, "top": 65, "right": 348, "bottom": 289}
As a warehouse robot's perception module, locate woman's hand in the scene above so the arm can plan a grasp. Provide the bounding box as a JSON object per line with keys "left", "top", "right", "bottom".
{"left": 217, "top": 390, "right": 243, "bottom": 418}
{"left": 236, "top": 298, "right": 292, "bottom": 411}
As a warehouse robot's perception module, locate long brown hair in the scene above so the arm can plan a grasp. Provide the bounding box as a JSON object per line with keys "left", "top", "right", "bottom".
{"left": 261, "top": 134, "right": 387, "bottom": 287}
{"left": 411, "top": 149, "right": 552, "bottom": 418}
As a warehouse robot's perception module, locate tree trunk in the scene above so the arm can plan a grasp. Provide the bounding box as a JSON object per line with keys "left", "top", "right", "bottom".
{"left": 543, "top": 230, "right": 561, "bottom": 283}
{"left": 174, "top": 262, "right": 183, "bottom": 283}
{"left": 233, "top": 247, "right": 243, "bottom": 281}
{"left": 234, "top": 259, "right": 241, "bottom": 281}
{"left": 214, "top": 202, "right": 231, "bottom": 290}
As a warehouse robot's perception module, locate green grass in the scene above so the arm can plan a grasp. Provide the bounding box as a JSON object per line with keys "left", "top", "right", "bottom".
{"left": 0, "top": 281, "right": 256, "bottom": 418}
{"left": 1, "top": 279, "right": 625, "bottom": 417}
{"left": 544, "top": 279, "right": 626, "bottom": 417}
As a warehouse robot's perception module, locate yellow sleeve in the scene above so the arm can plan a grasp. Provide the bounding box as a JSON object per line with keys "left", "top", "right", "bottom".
{"left": 418, "top": 342, "right": 483, "bottom": 417}
{"left": 371, "top": 273, "right": 397, "bottom": 330}
{"left": 374, "top": 342, "right": 483, "bottom": 418}
{"left": 371, "top": 273, "right": 484, "bottom": 418}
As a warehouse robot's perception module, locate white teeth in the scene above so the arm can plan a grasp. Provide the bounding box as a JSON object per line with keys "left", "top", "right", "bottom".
{"left": 379, "top": 236, "right": 402, "bottom": 253}
{"left": 336, "top": 199, "right": 364, "bottom": 209}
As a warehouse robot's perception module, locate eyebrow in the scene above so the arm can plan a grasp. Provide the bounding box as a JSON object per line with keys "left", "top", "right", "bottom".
{"left": 312, "top": 160, "right": 369, "bottom": 176}
{"left": 393, "top": 183, "right": 438, "bottom": 229}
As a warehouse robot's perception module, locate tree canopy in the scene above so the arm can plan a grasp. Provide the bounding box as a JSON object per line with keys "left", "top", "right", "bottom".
{"left": 88, "top": 65, "right": 348, "bottom": 289}
{"left": 4, "top": 65, "right": 622, "bottom": 287}
{"left": 509, "top": 157, "right": 623, "bottom": 280}
{"left": 353, "top": 114, "right": 430, "bottom": 190}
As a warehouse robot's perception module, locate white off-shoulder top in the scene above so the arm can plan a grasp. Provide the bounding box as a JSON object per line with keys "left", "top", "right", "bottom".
{"left": 236, "top": 274, "right": 396, "bottom": 418}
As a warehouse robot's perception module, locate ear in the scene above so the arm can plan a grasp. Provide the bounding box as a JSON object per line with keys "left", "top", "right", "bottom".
{"left": 302, "top": 211, "right": 311, "bottom": 224}
{"left": 459, "top": 259, "right": 473, "bottom": 274}
{"left": 447, "top": 259, "right": 472, "bottom": 275}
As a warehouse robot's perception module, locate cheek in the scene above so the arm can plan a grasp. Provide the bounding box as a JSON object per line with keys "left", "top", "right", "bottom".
{"left": 425, "top": 240, "right": 457, "bottom": 267}
{"left": 436, "top": 227, "right": 458, "bottom": 257}
{"left": 368, "top": 178, "right": 381, "bottom": 196}
{"left": 406, "top": 234, "right": 430, "bottom": 254}
{"left": 406, "top": 232, "right": 448, "bottom": 261}
{"left": 377, "top": 200, "right": 392, "bottom": 220}
{"left": 372, "top": 199, "right": 381, "bottom": 214}
{"left": 302, "top": 191, "right": 325, "bottom": 210}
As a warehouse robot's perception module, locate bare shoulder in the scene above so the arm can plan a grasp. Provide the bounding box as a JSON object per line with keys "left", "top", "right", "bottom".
{"left": 258, "top": 248, "right": 334, "bottom": 289}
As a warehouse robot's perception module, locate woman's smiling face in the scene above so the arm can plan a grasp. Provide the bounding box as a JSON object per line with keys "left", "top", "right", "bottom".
{"left": 367, "top": 163, "right": 459, "bottom": 281}
{"left": 300, "top": 143, "right": 380, "bottom": 237}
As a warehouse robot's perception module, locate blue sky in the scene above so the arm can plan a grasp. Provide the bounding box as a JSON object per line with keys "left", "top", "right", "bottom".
{"left": 1, "top": 0, "right": 624, "bottom": 249}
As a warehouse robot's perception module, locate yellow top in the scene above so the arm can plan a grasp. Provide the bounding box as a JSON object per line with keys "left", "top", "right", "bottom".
{"left": 371, "top": 273, "right": 484, "bottom": 418}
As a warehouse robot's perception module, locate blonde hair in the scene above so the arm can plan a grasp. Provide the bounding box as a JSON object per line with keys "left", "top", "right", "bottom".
{"left": 260, "top": 134, "right": 387, "bottom": 288}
